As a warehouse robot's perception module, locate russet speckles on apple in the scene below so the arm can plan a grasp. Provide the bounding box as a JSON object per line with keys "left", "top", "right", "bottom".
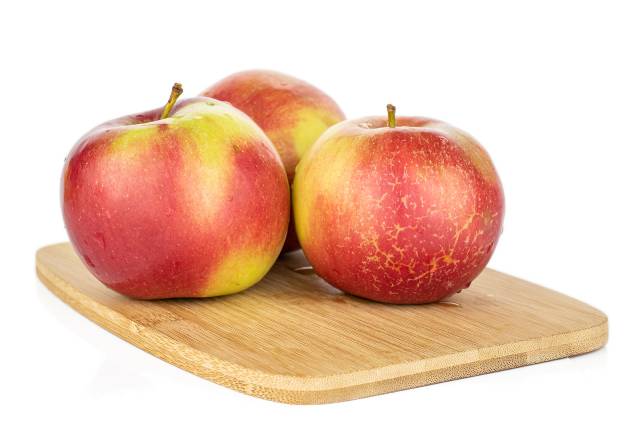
{"left": 293, "top": 105, "right": 504, "bottom": 304}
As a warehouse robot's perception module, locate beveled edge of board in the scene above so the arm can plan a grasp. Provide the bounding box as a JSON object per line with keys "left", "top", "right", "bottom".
{"left": 36, "top": 243, "right": 608, "bottom": 405}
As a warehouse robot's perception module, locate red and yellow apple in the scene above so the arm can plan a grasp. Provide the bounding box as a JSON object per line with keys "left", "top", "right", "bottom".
{"left": 293, "top": 106, "right": 505, "bottom": 304}
{"left": 200, "top": 70, "right": 345, "bottom": 251}
{"left": 62, "top": 84, "right": 290, "bottom": 299}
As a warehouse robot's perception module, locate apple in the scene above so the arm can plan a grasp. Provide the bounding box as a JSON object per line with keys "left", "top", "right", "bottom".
{"left": 200, "top": 70, "right": 346, "bottom": 252}
{"left": 293, "top": 105, "right": 505, "bottom": 304}
{"left": 62, "top": 84, "right": 290, "bottom": 299}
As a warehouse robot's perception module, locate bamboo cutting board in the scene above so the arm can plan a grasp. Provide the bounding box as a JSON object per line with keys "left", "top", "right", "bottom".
{"left": 36, "top": 243, "right": 607, "bottom": 404}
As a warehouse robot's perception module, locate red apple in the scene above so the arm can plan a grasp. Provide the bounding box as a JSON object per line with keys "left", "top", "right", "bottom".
{"left": 62, "top": 84, "right": 290, "bottom": 299}
{"left": 200, "top": 70, "right": 346, "bottom": 252}
{"left": 293, "top": 105, "right": 504, "bottom": 304}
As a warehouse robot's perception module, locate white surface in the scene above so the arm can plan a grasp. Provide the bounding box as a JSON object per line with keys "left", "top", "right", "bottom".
{"left": 1, "top": 0, "right": 638, "bottom": 425}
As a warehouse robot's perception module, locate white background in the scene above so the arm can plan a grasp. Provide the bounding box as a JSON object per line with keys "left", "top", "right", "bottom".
{"left": 1, "top": 0, "right": 638, "bottom": 425}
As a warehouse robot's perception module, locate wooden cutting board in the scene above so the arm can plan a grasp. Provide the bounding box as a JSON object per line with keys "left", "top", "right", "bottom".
{"left": 36, "top": 243, "right": 607, "bottom": 404}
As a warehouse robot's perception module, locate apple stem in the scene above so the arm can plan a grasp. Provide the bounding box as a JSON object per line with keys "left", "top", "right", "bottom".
{"left": 387, "top": 104, "right": 396, "bottom": 128}
{"left": 160, "top": 83, "right": 183, "bottom": 119}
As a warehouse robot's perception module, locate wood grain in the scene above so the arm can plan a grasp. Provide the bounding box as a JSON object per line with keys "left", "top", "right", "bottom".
{"left": 36, "top": 243, "right": 607, "bottom": 404}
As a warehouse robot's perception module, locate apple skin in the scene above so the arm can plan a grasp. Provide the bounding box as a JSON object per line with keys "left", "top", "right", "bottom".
{"left": 293, "top": 116, "right": 504, "bottom": 304}
{"left": 62, "top": 97, "right": 290, "bottom": 299}
{"left": 200, "top": 70, "right": 346, "bottom": 252}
